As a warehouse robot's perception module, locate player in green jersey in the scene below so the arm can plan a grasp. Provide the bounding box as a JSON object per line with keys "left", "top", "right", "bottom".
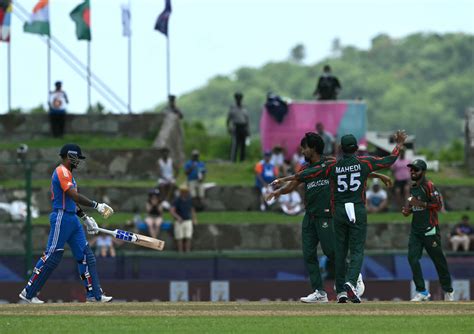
{"left": 267, "top": 132, "right": 392, "bottom": 303}
{"left": 273, "top": 130, "right": 406, "bottom": 303}
{"left": 402, "top": 159, "right": 454, "bottom": 302}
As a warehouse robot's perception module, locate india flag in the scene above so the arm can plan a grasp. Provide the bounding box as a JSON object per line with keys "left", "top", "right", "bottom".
{"left": 24, "top": 0, "right": 50, "bottom": 36}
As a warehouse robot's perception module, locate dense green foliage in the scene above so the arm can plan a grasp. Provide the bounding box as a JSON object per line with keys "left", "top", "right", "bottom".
{"left": 155, "top": 33, "right": 473, "bottom": 148}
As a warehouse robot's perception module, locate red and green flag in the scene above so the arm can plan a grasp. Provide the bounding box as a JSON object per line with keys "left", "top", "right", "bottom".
{"left": 70, "top": 0, "right": 91, "bottom": 41}
{"left": 0, "top": 0, "right": 12, "bottom": 42}
{"left": 24, "top": 0, "right": 50, "bottom": 36}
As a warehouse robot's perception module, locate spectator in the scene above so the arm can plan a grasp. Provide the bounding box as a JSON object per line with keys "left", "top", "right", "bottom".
{"left": 313, "top": 64, "right": 342, "bottom": 100}
{"left": 127, "top": 207, "right": 148, "bottom": 234}
{"left": 90, "top": 235, "right": 116, "bottom": 258}
{"left": 279, "top": 189, "right": 303, "bottom": 215}
{"left": 366, "top": 180, "right": 389, "bottom": 213}
{"left": 265, "top": 92, "right": 288, "bottom": 123}
{"left": 157, "top": 147, "right": 178, "bottom": 208}
{"left": 292, "top": 146, "right": 306, "bottom": 172}
{"left": 227, "top": 92, "right": 250, "bottom": 162}
{"left": 315, "top": 122, "right": 336, "bottom": 156}
{"left": 391, "top": 149, "right": 411, "bottom": 209}
{"left": 184, "top": 149, "right": 207, "bottom": 209}
{"left": 145, "top": 189, "right": 163, "bottom": 239}
{"left": 162, "top": 94, "right": 183, "bottom": 119}
{"left": 255, "top": 151, "right": 279, "bottom": 211}
{"left": 170, "top": 184, "right": 197, "bottom": 252}
{"left": 450, "top": 215, "right": 473, "bottom": 252}
{"left": 270, "top": 145, "right": 285, "bottom": 175}
{"left": 48, "top": 81, "right": 69, "bottom": 138}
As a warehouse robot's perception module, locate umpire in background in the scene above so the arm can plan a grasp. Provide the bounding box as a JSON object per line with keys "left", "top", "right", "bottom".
{"left": 402, "top": 159, "right": 454, "bottom": 301}
{"left": 226, "top": 92, "right": 250, "bottom": 162}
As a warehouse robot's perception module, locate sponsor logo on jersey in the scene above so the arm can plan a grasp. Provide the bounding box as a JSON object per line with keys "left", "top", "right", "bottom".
{"left": 307, "top": 179, "right": 329, "bottom": 189}
{"left": 335, "top": 164, "right": 361, "bottom": 174}
{"left": 432, "top": 241, "right": 438, "bottom": 248}
{"left": 322, "top": 221, "right": 328, "bottom": 228}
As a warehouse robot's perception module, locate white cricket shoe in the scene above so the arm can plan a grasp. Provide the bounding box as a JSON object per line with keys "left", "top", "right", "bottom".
{"left": 19, "top": 289, "right": 44, "bottom": 304}
{"left": 356, "top": 273, "right": 365, "bottom": 297}
{"left": 300, "top": 290, "right": 329, "bottom": 303}
{"left": 337, "top": 292, "right": 348, "bottom": 303}
{"left": 444, "top": 290, "right": 455, "bottom": 302}
{"left": 411, "top": 291, "right": 431, "bottom": 302}
{"left": 86, "top": 294, "right": 113, "bottom": 303}
{"left": 344, "top": 282, "right": 361, "bottom": 303}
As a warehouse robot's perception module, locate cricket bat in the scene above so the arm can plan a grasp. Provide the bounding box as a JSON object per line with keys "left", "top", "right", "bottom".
{"left": 97, "top": 227, "right": 165, "bottom": 251}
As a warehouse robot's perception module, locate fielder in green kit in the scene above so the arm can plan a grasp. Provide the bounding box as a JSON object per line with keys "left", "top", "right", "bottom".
{"left": 286, "top": 130, "right": 406, "bottom": 303}
{"left": 402, "top": 159, "right": 454, "bottom": 302}
{"left": 267, "top": 132, "right": 392, "bottom": 303}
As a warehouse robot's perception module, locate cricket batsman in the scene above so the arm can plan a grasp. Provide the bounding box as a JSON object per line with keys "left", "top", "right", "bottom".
{"left": 19, "top": 144, "right": 114, "bottom": 303}
{"left": 402, "top": 159, "right": 454, "bottom": 301}
{"left": 268, "top": 132, "right": 392, "bottom": 303}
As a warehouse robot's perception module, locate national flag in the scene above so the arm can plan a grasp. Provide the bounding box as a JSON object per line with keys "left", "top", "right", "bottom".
{"left": 154, "top": 0, "right": 171, "bottom": 36}
{"left": 70, "top": 0, "right": 91, "bottom": 41}
{"left": 0, "top": 0, "right": 12, "bottom": 42}
{"left": 121, "top": 3, "right": 131, "bottom": 37}
{"left": 24, "top": 0, "right": 50, "bottom": 36}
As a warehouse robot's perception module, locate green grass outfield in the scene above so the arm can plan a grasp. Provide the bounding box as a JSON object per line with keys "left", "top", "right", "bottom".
{"left": 0, "top": 302, "right": 473, "bottom": 334}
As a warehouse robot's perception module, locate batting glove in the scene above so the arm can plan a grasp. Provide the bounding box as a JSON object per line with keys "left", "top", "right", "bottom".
{"left": 82, "top": 216, "right": 99, "bottom": 235}
{"left": 95, "top": 203, "right": 114, "bottom": 219}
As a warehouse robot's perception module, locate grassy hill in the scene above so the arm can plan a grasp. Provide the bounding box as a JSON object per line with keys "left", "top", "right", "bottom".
{"left": 153, "top": 33, "right": 474, "bottom": 148}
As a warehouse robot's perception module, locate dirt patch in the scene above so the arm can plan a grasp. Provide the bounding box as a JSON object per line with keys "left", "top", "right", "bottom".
{"left": 1, "top": 301, "right": 473, "bottom": 317}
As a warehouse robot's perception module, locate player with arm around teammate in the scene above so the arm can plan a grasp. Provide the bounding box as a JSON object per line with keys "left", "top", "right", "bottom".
{"left": 19, "top": 144, "right": 114, "bottom": 304}
{"left": 402, "top": 159, "right": 454, "bottom": 302}
{"left": 273, "top": 131, "right": 406, "bottom": 303}
{"left": 268, "top": 132, "right": 392, "bottom": 303}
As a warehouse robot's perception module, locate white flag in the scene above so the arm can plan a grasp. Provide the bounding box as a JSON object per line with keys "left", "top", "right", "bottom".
{"left": 121, "top": 4, "right": 131, "bottom": 37}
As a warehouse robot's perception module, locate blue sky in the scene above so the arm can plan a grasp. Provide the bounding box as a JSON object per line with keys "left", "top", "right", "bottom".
{"left": 1, "top": 0, "right": 473, "bottom": 114}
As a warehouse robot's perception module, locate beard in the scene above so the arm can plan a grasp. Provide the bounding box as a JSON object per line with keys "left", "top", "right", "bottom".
{"left": 411, "top": 173, "right": 422, "bottom": 181}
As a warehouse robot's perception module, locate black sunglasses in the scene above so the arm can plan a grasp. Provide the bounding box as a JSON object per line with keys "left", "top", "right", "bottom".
{"left": 410, "top": 167, "right": 421, "bottom": 172}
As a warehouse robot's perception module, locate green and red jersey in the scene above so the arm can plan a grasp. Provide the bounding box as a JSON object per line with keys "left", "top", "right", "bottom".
{"left": 297, "top": 145, "right": 401, "bottom": 207}
{"left": 409, "top": 179, "right": 443, "bottom": 234}
{"left": 296, "top": 158, "right": 335, "bottom": 217}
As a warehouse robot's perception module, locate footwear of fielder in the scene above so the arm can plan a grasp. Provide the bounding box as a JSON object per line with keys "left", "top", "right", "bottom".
{"left": 356, "top": 273, "right": 365, "bottom": 297}
{"left": 337, "top": 292, "right": 348, "bottom": 303}
{"left": 300, "top": 290, "right": 329, "bottom": 303}
{"left": 444, "top": 290, "right": 455, "bottom": 302}
{"left": 19, "top": 289, "right": 44, "bottom": 304}
{"left": 410, "top": 290, "right": 431, "bottom": 302}
{"left": 344, "top": 282, "right": 361, "bottom": 303}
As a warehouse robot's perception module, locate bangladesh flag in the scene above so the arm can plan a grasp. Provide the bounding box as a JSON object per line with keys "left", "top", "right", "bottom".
{"left": 24, "top": 0, "right": 50, "bottom": 36}
{"left": 70, "top": 0, "right": 90, "bottom": 41}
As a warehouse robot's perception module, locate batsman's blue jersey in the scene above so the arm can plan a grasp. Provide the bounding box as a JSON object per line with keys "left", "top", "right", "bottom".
{"left": 51, "top": 165, "right": 77, "bottom": 212}
{"left": 47, "top": 165, "right": 86, "bottom": 257}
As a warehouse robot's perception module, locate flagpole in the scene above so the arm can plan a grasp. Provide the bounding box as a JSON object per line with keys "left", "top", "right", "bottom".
{"left": 47, "top": 37, "right": 51, "bottom": 105}
{"left": 87, "top": 41, "right": 91, "bottom": 111}
{"left": 7, "top": 41, "right": 11, "bottom": 112}
{"left": 166, "top": 35, "right": 170, "bottom": 96}
{"left": 127, "top": 0, "right": 132, "bottom": 113}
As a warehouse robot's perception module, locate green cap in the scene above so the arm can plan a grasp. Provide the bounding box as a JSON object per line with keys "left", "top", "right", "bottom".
{"left": 407, "top": 159, "right": 427, "bottom": 171}
{"left": 341, "top": 134, "right": 358, "bottom": 150}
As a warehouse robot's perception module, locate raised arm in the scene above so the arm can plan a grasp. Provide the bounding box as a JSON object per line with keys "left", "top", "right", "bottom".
{"left": 266, "top": 180, "right": 301, "bottom": 202}
{"left": 369, "top": 172, "right": 393, "bottom": 188}
{"left": 359, "top": 130, "right": 407, "bottom": 172}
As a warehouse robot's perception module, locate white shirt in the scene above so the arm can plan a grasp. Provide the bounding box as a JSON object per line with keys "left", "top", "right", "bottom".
{"left": 366, "top": 189, "right": 387, "bottom": 208}
{"left": 49, "top": 91, "right": 68, "bottom": 110}
{"left": 158, "top": 157, "right": 175, "bottom": 182}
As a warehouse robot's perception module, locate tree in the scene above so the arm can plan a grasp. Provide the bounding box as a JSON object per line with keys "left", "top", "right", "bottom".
{"left": 289, "top": 44, "right": 306, "bottom": 64}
